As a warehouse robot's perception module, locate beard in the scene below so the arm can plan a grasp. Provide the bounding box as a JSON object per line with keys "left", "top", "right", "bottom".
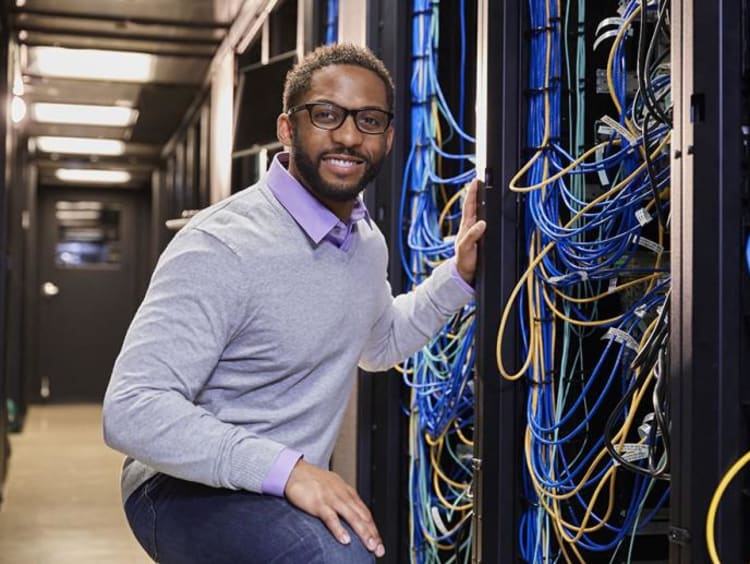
{"left": 291, "top": 130, "right": 385, "bottom": 203}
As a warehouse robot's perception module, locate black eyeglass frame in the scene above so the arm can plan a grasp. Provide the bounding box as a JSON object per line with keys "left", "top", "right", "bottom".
{"left": 286, "top": 102, "right": 394, "bottom": 135}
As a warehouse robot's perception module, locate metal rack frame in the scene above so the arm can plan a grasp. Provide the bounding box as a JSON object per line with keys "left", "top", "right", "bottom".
{"left": 670, "top": 0, "right": 750, "bottom": 561}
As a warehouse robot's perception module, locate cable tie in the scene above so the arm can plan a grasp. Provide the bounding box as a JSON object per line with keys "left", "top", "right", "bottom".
{"left": 412, "top": 7, "right": 435, "bottom": 16}
{"left": 529, "top": 377, "right": 554, "bottom": 386}
{"left": 524, "top": 84, "right": 561, "bottom": 95}
{"left": 529, "top": 24, "right": 559, "bottom": 34}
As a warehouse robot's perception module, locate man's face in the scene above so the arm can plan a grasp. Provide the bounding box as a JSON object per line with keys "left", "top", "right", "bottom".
{"left": 279, "top": 65, "right": 394, "bottom": 203}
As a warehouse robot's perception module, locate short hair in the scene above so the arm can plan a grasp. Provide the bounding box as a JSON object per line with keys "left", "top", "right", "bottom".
{"left": 283, "top": 43, "right": 394, "bottom": 112}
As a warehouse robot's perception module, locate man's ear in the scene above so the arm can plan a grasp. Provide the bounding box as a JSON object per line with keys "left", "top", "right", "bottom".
{"left": 277, "top": 113, "right": 293, "bottom": 147}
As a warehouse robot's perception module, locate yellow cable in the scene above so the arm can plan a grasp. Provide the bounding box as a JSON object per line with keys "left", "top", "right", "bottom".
{"left": 706, "top": 450, "right": 750, "bottom": 563}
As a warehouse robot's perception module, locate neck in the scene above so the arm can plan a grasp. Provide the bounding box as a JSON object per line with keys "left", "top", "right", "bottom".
{"left": 287, "top": 157, "right": 357, "bottom": 222}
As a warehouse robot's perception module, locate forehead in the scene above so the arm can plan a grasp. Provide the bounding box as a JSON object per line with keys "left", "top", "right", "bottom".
{"left": 306, "top": 64, "right": 388, "bottom": 108}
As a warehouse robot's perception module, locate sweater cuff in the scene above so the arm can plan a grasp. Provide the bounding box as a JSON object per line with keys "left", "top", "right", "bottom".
{"left": 449, "top": 260, "right": 475, "bottom": 296}
{"left": 261, "top": 448, "right": 303, "bottom": 497}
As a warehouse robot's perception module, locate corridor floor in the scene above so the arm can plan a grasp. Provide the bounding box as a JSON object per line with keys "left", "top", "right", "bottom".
{"left": 0, "top": 404, "right": 149, "bottom": 563}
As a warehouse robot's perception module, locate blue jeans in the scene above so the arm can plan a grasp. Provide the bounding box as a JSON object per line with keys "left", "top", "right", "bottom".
{"left": 124, "top": 473, "right": 375, "bottom": 564}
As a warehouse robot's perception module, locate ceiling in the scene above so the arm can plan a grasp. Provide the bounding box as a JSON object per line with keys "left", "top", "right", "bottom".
{"left": 11, "top": 0, "right": 245, "bottom": 187}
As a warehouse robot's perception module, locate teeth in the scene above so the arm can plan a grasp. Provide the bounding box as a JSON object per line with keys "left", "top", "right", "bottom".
{"left": 326, "top": 157, "right": 359, "bottom": 168}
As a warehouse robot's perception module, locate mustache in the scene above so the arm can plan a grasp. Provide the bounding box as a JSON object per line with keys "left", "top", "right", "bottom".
{"left": 319, "top": 147, "right": 369, "bottom": 163}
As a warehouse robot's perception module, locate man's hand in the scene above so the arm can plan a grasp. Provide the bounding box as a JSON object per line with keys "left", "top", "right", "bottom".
{"left": 285, "top": 459, "right": 386, "bottom": 558}
{"left": 455, "top": 179, "right": 487, "bottom": 284}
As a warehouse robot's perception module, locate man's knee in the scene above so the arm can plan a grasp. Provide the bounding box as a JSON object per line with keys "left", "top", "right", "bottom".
{"left": 288, "top": 515, "right": 375, "bottom": 564}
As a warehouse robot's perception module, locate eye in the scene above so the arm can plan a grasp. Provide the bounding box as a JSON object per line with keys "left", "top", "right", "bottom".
{"left": 311, "top": 105, "right": 343, "bottom": 124}
{"left": 357, "top": 111, "right": 387, "bottom": 131}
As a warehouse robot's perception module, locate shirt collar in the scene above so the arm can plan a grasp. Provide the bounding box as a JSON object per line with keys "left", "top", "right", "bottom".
{"left": 266, "top": 152, "right": 372, "bottom": 244}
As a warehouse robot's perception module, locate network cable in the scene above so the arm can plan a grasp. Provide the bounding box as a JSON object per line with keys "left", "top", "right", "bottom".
{"left": 402, "top": 1, "right": 477, "bottom": 561}
{"left": 498, "top": 0, "right": 672, "bottom": 560}
{"left": 325, "top": 0, "right": 338, "bottom": 44}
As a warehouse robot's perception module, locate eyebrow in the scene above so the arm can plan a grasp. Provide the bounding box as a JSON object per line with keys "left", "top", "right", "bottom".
{"left": 306, "top": 99, "right": 390, "bottom": 112}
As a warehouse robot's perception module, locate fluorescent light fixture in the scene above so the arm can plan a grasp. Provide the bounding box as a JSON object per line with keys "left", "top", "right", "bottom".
{"left": 55, "top": 169, "right": 131, "bottom": 184}
{"left": 12, "top": 70, "right": 24, "bottom": 96}
{"left": 11, "top": 96, "right": 26, "bottom": 124}
{"left": 36, "top": 136, "right": 125, "bottom": 156}
{"left": 31, "top": 103, "right": 138, "bottom": 127}
{"left": 32, "top": 47, "right": 154, "bottom": 82}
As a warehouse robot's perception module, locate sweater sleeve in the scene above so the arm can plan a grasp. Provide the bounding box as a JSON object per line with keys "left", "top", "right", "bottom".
{"left": 102, "top": 228, "right": 287, "bottom": 494}
{"left": 358, "top": 258, "right": 473, "bottom": 372}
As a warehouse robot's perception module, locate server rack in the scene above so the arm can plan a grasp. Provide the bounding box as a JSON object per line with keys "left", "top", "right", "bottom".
{"left": 472, "top": 0, "right": 524, "bottom": 561}
{"left": 670, "top": 0, "right": 750, "bottom": 561}
{"left": 359, "top": 0, "right": 750, "bottom": 561}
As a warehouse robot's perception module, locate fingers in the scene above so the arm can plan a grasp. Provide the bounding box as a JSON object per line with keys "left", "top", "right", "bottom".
{"left": 459, "top": 179, "right": 480, "bottom": 232}
{"left": 335, "top": 488, "right": 385, "bottom": 557}
{"left": 285, "top": 462, "right": 385, "bottom": 557}
{"left": 318, "top": 507, "right": 351, "bottom": 545}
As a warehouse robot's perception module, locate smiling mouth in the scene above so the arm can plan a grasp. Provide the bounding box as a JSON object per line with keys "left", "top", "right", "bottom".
{"left": 321, "top": 154, "right": 365, "bottom": 170}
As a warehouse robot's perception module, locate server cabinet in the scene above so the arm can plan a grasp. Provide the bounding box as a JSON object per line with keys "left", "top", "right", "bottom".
{"left": 670, "top": 0, "right": 750, "bottom": 561}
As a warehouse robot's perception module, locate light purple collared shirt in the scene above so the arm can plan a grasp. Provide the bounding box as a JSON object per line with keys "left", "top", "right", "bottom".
{"left": 260, "top": 152, "right": 473, "bottom": 496}
{"left": 266, "top": 152, "right": 372, "bottom": 252}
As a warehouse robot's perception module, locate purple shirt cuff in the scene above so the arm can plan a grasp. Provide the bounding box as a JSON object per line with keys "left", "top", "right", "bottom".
{"left": 261, "top": 448, "right": 303, "bottom": 497}
{"left": 449, "top": 260, "right": 475, "bottom": 296}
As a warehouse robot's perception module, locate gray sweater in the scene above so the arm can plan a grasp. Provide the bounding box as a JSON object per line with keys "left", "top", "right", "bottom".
{"left": 103, "top": 177, "right": 472, "bottom": 503}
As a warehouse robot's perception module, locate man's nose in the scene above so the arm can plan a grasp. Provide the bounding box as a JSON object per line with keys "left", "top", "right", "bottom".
{"left": 330, "top": 114, "right": 364, "bottom": 145}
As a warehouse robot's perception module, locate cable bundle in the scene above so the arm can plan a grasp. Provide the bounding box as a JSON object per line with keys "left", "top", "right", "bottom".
{"left": 325, "top": 0, "right": 338, "bottom": 45}
{"left": 498, "top": 0, "right": 672, "bottom": 560}
{"left": 401, "top": 1, "right": 477, "bottom": 561}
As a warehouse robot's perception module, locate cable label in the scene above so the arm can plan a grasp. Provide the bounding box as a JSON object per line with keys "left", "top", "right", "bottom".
{"left": 600, "top": 115, "right": 637, "bottom": 146}
{"left": 548, "top": 271, "right": 589, "bottom": 285}
{"left": 631, "top": 234, "right": 664, "bottom": 254}
{"left": 635, "top": 208, "right": 653, "bottom": 226}
{"left": 615, "top": 443, "right": 650, "bottom": 463}
{"left": 595, "top": 146, "right": 611, "bottom": 186}
{"left": 607, "top": 277, "right": 618, "bottom": 293}
{"left": 603, "top": 327, "right": 639, "bottom": 352}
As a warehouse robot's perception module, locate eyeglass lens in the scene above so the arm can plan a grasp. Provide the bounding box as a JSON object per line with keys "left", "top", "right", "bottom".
{"left": 308, "top": 103, "right": 389, "bottom": 134}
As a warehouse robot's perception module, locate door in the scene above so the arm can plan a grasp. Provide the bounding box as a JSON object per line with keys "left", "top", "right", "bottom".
{"left": 36, "top": 187, "right": 141, "bottom": 402}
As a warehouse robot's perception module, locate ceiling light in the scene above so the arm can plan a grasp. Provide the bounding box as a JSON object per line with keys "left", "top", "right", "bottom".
{"left": 31, "top": 47, "right": 155, "bottom": 82}
{"left": 11, "top": 96, "right": 26, "bottom": 124}
{"left": 36, "top": 136, "right": 126, "bottom": 156}
{"left": 31, "top": 103, "right": 138, "bottom": 127}
{"left": 55, "top": 169, "right": 131, "bottom": 184}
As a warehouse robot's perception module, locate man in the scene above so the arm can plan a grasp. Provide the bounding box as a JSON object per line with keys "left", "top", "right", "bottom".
{"left": 103, "top": 43, "right": 486, "bottom": 563}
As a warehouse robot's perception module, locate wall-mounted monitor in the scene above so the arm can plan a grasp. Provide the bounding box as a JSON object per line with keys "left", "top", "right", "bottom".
{"left": 233, "top": 51, "right": 297, "bottom": 154}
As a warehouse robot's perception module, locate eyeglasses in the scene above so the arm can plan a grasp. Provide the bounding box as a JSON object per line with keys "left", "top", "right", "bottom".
{"left": 287, "top": 102, "right": 393, "bottom": 135}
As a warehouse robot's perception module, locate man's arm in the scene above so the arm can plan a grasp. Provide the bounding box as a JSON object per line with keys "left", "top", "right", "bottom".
{"left": 102, "top": 228, "right": 290, "bottom": 494}
{"left": 359, "top": 180, "right": 487, "bottom": 371}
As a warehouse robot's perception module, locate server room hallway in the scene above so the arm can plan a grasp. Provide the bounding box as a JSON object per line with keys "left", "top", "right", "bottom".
{"left": 0, "top": 405, "right": 148, "bottom": 563}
